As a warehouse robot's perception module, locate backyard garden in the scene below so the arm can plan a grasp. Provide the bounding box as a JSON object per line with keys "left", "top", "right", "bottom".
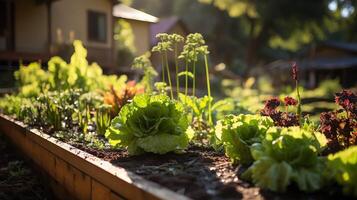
{"left": 0, "top": 32, "right": 356, "bottom": 200}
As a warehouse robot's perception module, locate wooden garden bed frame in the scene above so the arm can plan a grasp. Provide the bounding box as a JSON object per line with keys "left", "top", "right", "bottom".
{"left": 0, "top": 114, "right": 189, "bottom": 200}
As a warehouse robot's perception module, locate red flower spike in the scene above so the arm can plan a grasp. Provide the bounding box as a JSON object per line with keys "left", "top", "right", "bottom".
{"left": 284, "top": 96, "right": 298, "bottom": 106}
{"left": 292, "top": 62, "right": 298, "bottom": 81}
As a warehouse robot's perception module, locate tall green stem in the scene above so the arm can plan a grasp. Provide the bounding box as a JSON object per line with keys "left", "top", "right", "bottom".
{"left": 192, "top": 60, "right": 196, "bottom": 96}
{"left": 164, "top": 51, "right": 174, "bottom": 99}
{"left": 185, "top": 60, "right": 188, "bottom": 97}
{"left": 161, "top": 55, "right": 165, "bottom": 82}
{"left": 184, "top": 59, "right": 189, "bottom": 105}
{"left": 204, "top": 55, "right": 212, "bottom": 125}
{"left": 296, "top": 80, "right": 302, "bottom": 125}
{"left": 174, "top": 44, "right": 179, "bottom": 98}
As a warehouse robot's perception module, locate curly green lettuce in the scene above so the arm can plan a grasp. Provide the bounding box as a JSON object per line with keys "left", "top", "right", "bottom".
{"left": 105, "top": 94, "right": 189, "bottom": 155}
{"left": 244, "top": 126, "right": 327, "bottom": 192}
{"left": 327, "top": 146, "right": 357, "bottom": 197}
{"left": 215, "top": 114, "right": 274, "bottom": 165}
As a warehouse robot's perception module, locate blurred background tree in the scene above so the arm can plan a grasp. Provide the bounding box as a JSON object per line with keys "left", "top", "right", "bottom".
{"left": 124, "top": 0, "right": 356, "bottom": 76}
{"left": 114, "top": 19, "right": 136, "bottom": 66}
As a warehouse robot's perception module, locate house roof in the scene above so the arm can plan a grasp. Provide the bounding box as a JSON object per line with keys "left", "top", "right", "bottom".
{"left": 113, "top": 4, "right": 158, "bottom": 23}
{"left": 322, "top": 41, "right": 357, "bottom": 54}
{"left": 269, "top": 57, "right": 357, "bottom": 71}
{"left": 150, "top": 17, "right": 188, "bottom": 46}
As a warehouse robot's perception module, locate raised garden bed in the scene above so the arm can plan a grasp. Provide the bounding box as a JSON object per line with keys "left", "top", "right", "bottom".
{"left": 0, "top": 114, "right": 188, "bottom": 200}
{"left": 1, "top": 114, "right": 350, "bottom": 200}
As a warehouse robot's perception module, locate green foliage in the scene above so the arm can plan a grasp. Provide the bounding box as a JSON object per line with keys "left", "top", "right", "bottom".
{"left": 0, "top": 95, "right": 30, "bottom": 118}
{"left": 222, "top": 78, "right": 266, "bottom": 113}
{"left": 105, "top": 94, "right": 189, "bottom": 155}
{"left": 154, "top": 82, "right": 168, "bottom": 95}
{"left": 95, "top": 104, "right": 112, "bottom": 136}
{"left": 198, "top": 0, "right": 257, "bottom": 18}
{"left": 152, "top": 33, "right": 176, "bottom": 99}
{"left": 244, "top": 126, "right": 328, "bottom": 192}
{"left": 14, "top": 40, "right": 127, "bottom": 97}
{"left": 132, "top": 53, "right": 158, "bottom": 93}
{"left": 327, "top": 146, "right": 357, "bottom": 197}
{"left": 178, "top": 94, "right": 212, "bottom": 144}
{"left": 114, "top": 19, "right": 136, "bottom": 65}
{"left": 14, "top": 62, "right": 48, "bottom": 97}
{"left": 78, "top": 91, "right": 103, "bottom": 134}
{"left": 215, "top": 114, "right": 274, "bottom": 165}
{"left": 301, "top": 79, "right": 342, "bottom": 99}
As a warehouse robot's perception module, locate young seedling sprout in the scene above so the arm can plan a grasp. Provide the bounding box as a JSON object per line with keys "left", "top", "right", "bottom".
{"left": 152, "top": 33, "right": 174, "bottom": 99}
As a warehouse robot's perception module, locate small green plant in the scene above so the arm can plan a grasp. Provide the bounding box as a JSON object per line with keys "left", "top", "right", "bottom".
{"left": 179, "top": 33, "right": 204, "bottom": 97}
{"left": 326, "top": 146, "right": 357, "bottom": 197}
{"left": 215, "top": 114, "right": 274, "bottom": 165}
{"left": 18, "top": 103, "right": 37, "bottom": 125}
{"left": 152, "top": 33, "right": 174, "bottom": 99}
{"left": 132, "top": 52, "right": 158, "bottom": 93}
{"left": 105, "top": 94, "right": 189, "bottom": 155}
{"left": 179, "top": 33, "right": 213, "bottom": 124}
{"left": 243, "top": 126, "right": 327, "bottom": 192}
{"left": 95, "top": 104, "right": 112, "bottom": 136}
{"left": 78, "top": 92, "right": 103, "bottom": 134}
{"left": 46, "top": 96, "right": 62, "bottom": 131}
{"left": 14, "top": 62, "right": 48, "bottom": 97}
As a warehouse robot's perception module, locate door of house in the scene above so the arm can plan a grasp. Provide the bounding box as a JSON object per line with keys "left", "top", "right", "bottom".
{"left": 0, "top": 0, "right": 15, "bottom": 51}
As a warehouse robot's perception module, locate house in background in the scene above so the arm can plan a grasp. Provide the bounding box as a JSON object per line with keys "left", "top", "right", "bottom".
{"left": 0, "top": 0, "right": 163, "bottom": 73}
{"left": 113, "top": 4, "right": 158, "bottom": 57}
{"left": 0, "top": 0, "right": 191, "bottom": 82}
{"left": 0, "top": 0, "right": 117, "bottom": 70}
{"left": 150, "top": 16, "right": 189, "bottom": 48}
{"left": 269, "top": 41, "right": 357, "bottom": 88}
{"left": 301, "top": 41, "right": 357, "bottom": 88}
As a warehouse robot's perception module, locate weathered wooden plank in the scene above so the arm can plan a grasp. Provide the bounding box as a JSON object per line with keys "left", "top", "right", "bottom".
{"left": 0, "top": 114, "right": 190, "bottom": 200}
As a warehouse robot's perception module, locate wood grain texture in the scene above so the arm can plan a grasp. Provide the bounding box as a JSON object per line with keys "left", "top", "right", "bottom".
{"left": 0, "top": 114, "right": 190, "bottom": 200}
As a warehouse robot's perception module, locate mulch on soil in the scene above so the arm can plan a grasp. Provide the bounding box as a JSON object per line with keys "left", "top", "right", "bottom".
{"left": 0, "top": 134, "right": 53, "bottom": 200}
{"left": 74, "top": 144, "right": 347, "bottom": 200}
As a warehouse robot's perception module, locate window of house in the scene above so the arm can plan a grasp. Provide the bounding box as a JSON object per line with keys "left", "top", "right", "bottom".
{"left": 87, "top": 11, "right": 107, "bottom": 43}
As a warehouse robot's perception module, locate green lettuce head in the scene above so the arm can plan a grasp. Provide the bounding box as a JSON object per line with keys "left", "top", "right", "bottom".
{"left": 105, "top": 94, "right": 189, "bottom": 155}
{"left": 215, "top": 114, "right": 274, "bottom": 165}
{"left": 245, "top": 126, "right": 327, "bottom": 192}
{"left": 327, "top": 146, "right": 357, "bottom": 197}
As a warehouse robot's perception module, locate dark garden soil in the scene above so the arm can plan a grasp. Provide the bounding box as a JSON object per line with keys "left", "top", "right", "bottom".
{"left": 0, "top": 134, "right": 54, "bottom": 200}
{"left": 73, "top": 144, "right": 349, "bottom": 200}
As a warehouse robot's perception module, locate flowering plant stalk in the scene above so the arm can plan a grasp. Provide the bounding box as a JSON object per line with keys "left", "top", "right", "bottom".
{"left": 168, "top": 34, "right": 184, "bottom": 98}
{"left": 152, "top": 33, "right": 174, "bottom": 99}
{"left": 292, "top": 62, "right": 302, "bottom": 124}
